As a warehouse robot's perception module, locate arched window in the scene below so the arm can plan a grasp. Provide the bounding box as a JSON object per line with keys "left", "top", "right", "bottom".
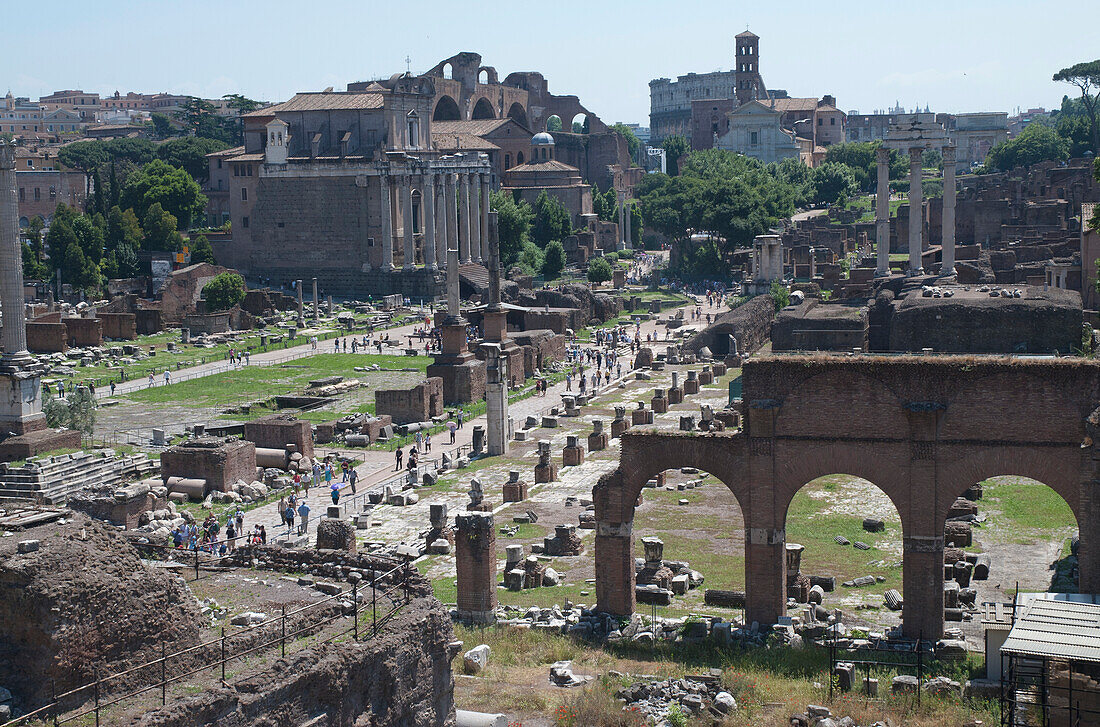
{"left": 505, "top": 153, "right": 511, "bottom": 169}
{"left": 517, "top": 151, "right": 524, "bottom": 164}
{"left": 406, "top": 111, "right": 420, "bottom": 149}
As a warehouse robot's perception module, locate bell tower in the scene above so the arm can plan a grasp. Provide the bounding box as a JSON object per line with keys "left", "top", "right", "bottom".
{"left": 735, "top": 30, "right": 765, "bottom": 106}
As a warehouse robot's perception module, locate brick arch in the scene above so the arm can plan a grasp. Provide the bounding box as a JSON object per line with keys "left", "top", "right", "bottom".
{"left": 939, "top": 370, "right": 1088, "bottom": 444}
{"left": 433, "top": 95, "right": 461, "bottom": 122}
{"left": 471, "top": 97, "right": 496, "bottom": 120}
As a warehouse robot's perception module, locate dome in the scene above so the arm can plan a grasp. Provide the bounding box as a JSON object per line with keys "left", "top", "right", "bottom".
{"left": 531, "top": 132, "right": 555, "bottom": 146}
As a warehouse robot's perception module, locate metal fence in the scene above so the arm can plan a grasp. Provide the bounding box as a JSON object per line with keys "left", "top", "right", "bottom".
{"left": 0, "top": 559, "right": 412, "bottom": 727}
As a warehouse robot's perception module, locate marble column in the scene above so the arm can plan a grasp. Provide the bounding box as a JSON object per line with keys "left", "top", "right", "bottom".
{"left": 380, "top": 176, "right": 395, "bottom": 270}
{"left": 908, "top": 147, "right": 924, "bottom": 275}
{"left": 941, "top": 145, "right": 957, "bottom": 277}
{"left": 617, "top": 192, "right": 627, "bottom": 251}
{"left": 624, "top": 198, "right": 632, "bottom": 250}
{"left": 444, "top": 173, "right": 458, "bottom": 270}
{"left": 458, "top": 174, "right": 471, "bottom": 263}
{"left": 469, "top": 173, "right": 483, "bottom": 263}
{"left": 402, "top": 176, "right": 415, "bottom": 269}
{"left": 312, "top": 278, "right": 319, "bottom": 322}
{"left": 875, "top": 147, "right": 890, "bottom": 277}
{"left": 434, "top": 176, "right": 447, "bottom": 269}
{"left": 422, "top": 173, "right": 437, "bottom": 271}
{"left": 447, "top": 245, "right": 461, "bottom": 321}
{"left": 479, "top": 173, "right": 491, "bottom": 264}
{"left": 0, "top": 141, "right": 31, "bottom": 368}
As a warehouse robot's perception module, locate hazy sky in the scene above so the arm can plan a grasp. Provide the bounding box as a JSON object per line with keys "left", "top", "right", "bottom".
{"left": 5, "top": 0, "right": 1098, "bottom": 125}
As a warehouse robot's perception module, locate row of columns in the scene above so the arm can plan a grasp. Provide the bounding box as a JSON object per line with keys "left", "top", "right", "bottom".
{"left": 378, "top": 170, "right": 491, "bottom": 271}
{"left": 874, "top": 145, "right": 957, "bottom": 278}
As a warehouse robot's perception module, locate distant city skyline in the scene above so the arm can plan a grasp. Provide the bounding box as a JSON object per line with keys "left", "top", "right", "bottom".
{"left": 4, "top": 0, "right": 1097, "bottom": 127}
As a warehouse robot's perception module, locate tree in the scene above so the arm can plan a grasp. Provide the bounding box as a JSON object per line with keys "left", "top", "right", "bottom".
{"left": 489, "top": 190, "right": 533, "bottom": 268}
{"left": 106, "top": 206, "right": 143, "bottom": 253}
{"left": 91, "top": 168, "right": 106, "bottom": 216}
{"left": 629, "top": 201, "right": 643, "bottom": 246}
{"left": 156, "top": 136, "right": 231, "bottom": 182}
{"left": 121, "top": 159, "right": 207, "bottom": 229}
{"left": 71, "top": 214, "right": 106, "bottom": 265}
{"left": 984, "top": 122, "right": 1070, "bottom": 171}
{"left": 57, "top": 141, "right": 107, "bottom": 177}
{"left": 540, "top": 241, "right": 566, "bottom": 279}
{"left": 546, "top": 116, "right": 562, "bottom": 132}
{"left": 822, "top": 142, "right": 907, "bottom": 193}
{"left": 150, "top": 113, "right": 177, "bottom": 140}
{"left": 42, "top": 390, "right": 96, "bottom": 435}
{"left": 769, "top": 281, "right": 790, "bottom": 311}
{"left": 188, "top": 233, "right": 217, "bottom": 264}
{"left": 21, "top": 240, "right": 49, "bottom": 280}
{"left": 517, "top": 241, "right": 543, "bottom": 276}
{"left": 661, "top": 135, "right": 691, "bottom": 176}
{"left": 1053, "top": 60, "right": 1100, "bottom": 154}
{"left": 610, "top": 123, "right": 640, "bottom": 160}
{"left": 59, "top": 237, "right": 101, "bottom": 293}
{"left": 142, "top": 203, "right": 184, "bottom": 252}
{"left": 531, "top": 191, "right": 572, "bottom": 247}
{"left": 174, "top": 97, "right": 237, "bottom": 144}
{"left": 587, "top": 256, "right": 613, "bottom": 285}
{"left": 203, "top": 272, "right": 245, "bottom": 311}
{"left": 811, "top": 162, "right": 858, "bottom": 205}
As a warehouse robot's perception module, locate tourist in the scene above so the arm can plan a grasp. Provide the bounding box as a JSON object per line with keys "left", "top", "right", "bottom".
{"left": 330, "top": 481, "right": 340, "bottom": 505}
{"left": 148, "top": 373, "right": 155, "bottom": 388}
{"left": 348, "top": 466, "right": 358, "bottom": 494}
{"left": 225, "top": 517, "right": 237, "bottom": 551}
{"left": 324, "top": 461, "right": 334, "bottom": 487}
{"left": 415, "top": 431, "right": 423, "bottom": 451}
{"left": 259, "top": 525, "right": 267, "bottom": 544}
{"left": 284, "top": 502, "right": 296, "bottom": 534}
{"left": 395, "top": 447, "right": 404, "bottom": 470}
{"left": 164, "top": 370, "right": 171, "bottom": 385}
{"left": 423, "top": 432, "right": 431, "bottom": 452}
{"left": 110, "top": 381, "right": 116, "bottom": 396}
{"left": 244, "top": 351, "right": 250, "bottom": 365}
{"left": 448, "top": 420, "right": 457, "bottom": 444}
{"left": 565, "top": 372, "right": 572, "bottom": 391}
{"left": 297, "top": 500, "right": 310, "bottom": 535}
{"left": 312, "top": 462, "right": 321, "bottom": 490}
{"left": 279, "top": 497, "right": 288, "bottom": 526}
{"left": 235, "top": 508, "right": 244, "bottom": 535}
{"left": 457, "top": 410, "right": 464, "bottom": 429}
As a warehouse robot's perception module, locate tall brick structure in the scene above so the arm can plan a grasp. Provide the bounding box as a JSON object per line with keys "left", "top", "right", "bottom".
{"left": 455, "top": 512, "right": 496, "bottom": 624}
{"left": 594, "top": 354, "right": 1100, "bottom": 640}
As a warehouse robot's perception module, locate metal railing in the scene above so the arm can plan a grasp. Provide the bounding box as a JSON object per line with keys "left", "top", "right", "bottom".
{"left": 1, "top": 558, "right": 412, "bottom": 727}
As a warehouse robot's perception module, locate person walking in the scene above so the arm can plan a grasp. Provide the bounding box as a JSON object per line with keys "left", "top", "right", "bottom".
{"left": 148, "top": 373, "right": 155, "bottom": 388}
{"left": 297, "top": 500, "right": 310, "bottom": 536}
{"left": 330, "top": 481, "right": 341, "bottom": 505}
{"left": 164, "top": 370, "right": 171, "bottom": 385}
{"left": 448, "top": 420, "right": 457, "bottom": 444}
{"left": 395, "top": 447, "right": 404, "bottom": 470}
{"left": 424, "top": 432, "right": 431, "bottom": 452}
{"left": 279, "top": 497, "right": 288, "bottom": 527}
{"left": 457, "top": 410, "right": 464, "bottom": 429}
{"left": 348, "top": 466, "right": 358, "bottom": 495}
{"left": 284, "top": 503, "right": 296, "bottom": 535}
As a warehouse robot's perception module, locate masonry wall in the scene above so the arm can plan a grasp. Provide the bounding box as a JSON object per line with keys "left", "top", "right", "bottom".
{"left": 375, "top": 378, "right": 444, "bottom": 425}
{"left": 97, "top": 312, "right": 136, "bottom": 340}
{"left": 682, "top": 294, "right": 774, "bottom": 357}
{"left": 25, "top": 322, "right": 67, "bottom": 352}
{"left": 160, "top": 439, "right": 257, "bottom": 493}
{"left": 243, "top": 415, "right": 314, "bottom": 459}
{"left": 63, "top": 317, "right": 103, "bottom": 347}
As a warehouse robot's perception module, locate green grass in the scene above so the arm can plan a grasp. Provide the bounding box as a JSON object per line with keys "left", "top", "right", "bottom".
{"left": 981, "top": 476, "right": 1077, "bottom": 531}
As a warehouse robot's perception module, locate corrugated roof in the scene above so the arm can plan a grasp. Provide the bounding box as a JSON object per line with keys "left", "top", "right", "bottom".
{"left": 1001, "top": 599, "right": 1100, "bottom": 663}
{"left": 243, "top": 93, "right": 384, "bottom": 116}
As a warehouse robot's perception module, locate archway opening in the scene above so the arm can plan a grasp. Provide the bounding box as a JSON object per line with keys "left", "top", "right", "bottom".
{"left": 507, "top": 102, "right": 528, "bottom": 128}
{"left": 471, "top": 97, "right": 495, "bottom": 120}
{"left": 545, "top": 115, "right": 562, "bottom": 133}
{"left": 632, "top": 467, "right": 747, "bottom": 618}
{"left": 433, "top": 96, "right": 461, "bottom": 122}
{"left": 571, "top": 113, "right": 589, "bottom": 134}
{"left": 477, "top": 69, "right": 489, "bottom": 85}
{"left": 784, "top": 474, "right": 904, "bottom": 632}
{"left": 442, "top": 63, "right": 453, "bottom": 80}
{"left": 948, "top": 476, "right": 1080, "bottom": 629}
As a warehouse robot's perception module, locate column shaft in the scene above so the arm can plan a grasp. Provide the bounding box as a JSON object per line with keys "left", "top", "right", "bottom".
{"left": 0, "top": 145, "right": 30, "bottom": 361}
{"left": 479, "top": 174, "right": 490, "bottom": 263}
{"left": 624, "top": 198, "right": 632, "bottom": 249}
{"left": 941, "top": 146, "right": 957, "bottom": 276}
{"left": 422, "top": 173, "right": 436, "bottom": 270}
{"left": 875, "top": 148, "right": 891, "bottom": 276}
{"left": 595, "top": 531, "right": 636, "bottom": 616}
{"left": 908, "top": 147, "right": 924, "bottom": 275}
{"left": 435, "top": 177, "right": 447, "bottom": 269}
{"left": 380, "top": 177, "right": 394, "bottom": 270}
{"left": 469, "top": 173, "right": 482, "bottom": 263}
{"left": 402, "top": 176, "right": 415, "bottom": 269}
{"left": 458, "top": 174, "right": 471, "bottom": 263}
{"left": 447, "top": 245, "right": 460, "bottom": 319}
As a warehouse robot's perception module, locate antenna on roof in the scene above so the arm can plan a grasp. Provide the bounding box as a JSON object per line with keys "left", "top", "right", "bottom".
{"left": 406, "top": 56, "right": 412, "bottom": 74}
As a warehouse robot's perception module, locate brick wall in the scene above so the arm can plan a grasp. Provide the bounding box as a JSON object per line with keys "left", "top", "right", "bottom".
{"left": 374, "top": 378, "right": 444, "bottom": 425}
{"left": 63, "top": 317, "right": 103, "bottom": 347}
{"left": 97, "top": 312, "right": 136, "bottom": 340}
{"left": 243, "top": 415, "right": 314, "bottom": 459}
{"left": 25, "top": 322, "right": 67, "bottom": 352}
{"left": 160, "top": 438, "right": 257, "bottom": 493}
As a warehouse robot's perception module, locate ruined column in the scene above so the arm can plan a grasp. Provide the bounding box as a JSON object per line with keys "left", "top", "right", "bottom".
{"left": 380, "top": 176, "right": 395, "bottom": 271}
{"left": 0, "top": 140, "right": 32, "bottom": 369}
{"left": 296, "top": 279, "right": 304, "bottom": 327}
{"left": 484, "top": 343, "right": 509, "bottom": 456}
{"left": 446, "top": 245, "right": 461, "bottom": 322}
{"left": 902, "top": 534, "right": 946, "bottom": 640}
{"left": 469, "top": 173, "right": 482, "bottom": 263}
{"left": 455, "top": 512, "right": 497, "bottom": 624}
{"left": 479, "top": 173, "right": 491, "bottom": 263}
{"left": 624, "top": 198, "right": 632, "bottom": 250}
{"left": 311, "top": 278, "right": 319, "bottom": 323}
{"left": 422, "top": 172, "right": 437, "bottom": 271}
{"left": 941, "top": 145, "right": 957, "bottom": 277}
{"left": 435, "top": 175, "right": 448, "bottom": 269}
{"left": 444, "top": 173, "right": 458, "bottom": 270}
{"left": 595, "top": 518, "right": 636, "bottom": 616}
{"left": 458, "top": 173, "right": 471, "bottom": 263}
{"left": 402, "top": 176, "right": 416, "bottom": 269}
{"left": 908, "top": 147, "right": 924, "bottom": 275}
{"left": 617, "top": 191, "right": 627, "bottom": 252}
{"left": 875, "top": 147, "right": 890, "bottom": 277}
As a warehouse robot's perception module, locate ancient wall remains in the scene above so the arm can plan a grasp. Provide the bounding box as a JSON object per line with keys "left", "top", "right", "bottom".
{"left": 375, "top": 378, "right": 444, "bottom": 425}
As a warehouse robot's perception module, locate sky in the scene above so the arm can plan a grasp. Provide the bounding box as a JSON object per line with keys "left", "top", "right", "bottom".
{"left": 4, "top": 0, "right": 1099, "bottom": 125}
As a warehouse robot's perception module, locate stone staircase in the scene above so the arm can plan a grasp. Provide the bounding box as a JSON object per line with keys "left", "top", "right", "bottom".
{"left": 0, "top": 449, "right": 159, "bottom": 504}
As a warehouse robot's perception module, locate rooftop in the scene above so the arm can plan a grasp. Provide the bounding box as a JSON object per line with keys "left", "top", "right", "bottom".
{"left": 243, "top": 93, "right": 384, "bottom": 116}
{"left": 1002, "top": 598, "right": 1100, "bottom": 664}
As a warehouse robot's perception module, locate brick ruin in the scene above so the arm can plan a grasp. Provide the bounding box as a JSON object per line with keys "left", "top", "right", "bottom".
{"left": 243, "top": 413, "right": 314, "bottom": 459}
{"left": 593, "top": 354, "right": 1100, "bottom": 640}
{"left": 375, "top": 377, "right": 444, "bottom": 425}
{"left": 159, "top": 437, "right": 257, "bottom": 496}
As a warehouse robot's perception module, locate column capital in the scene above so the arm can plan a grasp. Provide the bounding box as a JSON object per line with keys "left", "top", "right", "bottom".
{"left": 908, "top": 146, "right": 924, "bottom": 159}
{"left": 876, "top": 147, "right": 890, "bottom": 163}
{"left": 942, "top": 145, "right": 956, "bottom": 162}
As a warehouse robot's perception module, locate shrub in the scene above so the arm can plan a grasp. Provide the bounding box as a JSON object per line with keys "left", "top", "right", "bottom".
{"left": 202, "top": 271, "right": 245, "bottom": 311}
{"left": 587, "top": 256, "right": 614, "bottom": 285}
{"left": 541, "top": 240, "right": 566, "bottom": 279}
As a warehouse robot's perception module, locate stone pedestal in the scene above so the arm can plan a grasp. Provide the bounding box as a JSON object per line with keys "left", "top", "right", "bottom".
{"left": 428, "top": 329, "right": 486, "bottom": 405}
{"left": 712, "top": 362, "right": 727, "bottom": 377}
{"left": 683, "top": 370, "right": 700, "bottom": 395}
{"left": 698, "top": 366, "right": 714, "bottom": 386}
{"left": 502, "top": 470, "right": 528, "bottom": 502}
{"left": 562, "top": 396, "right": 580, "bottom": 417}
{"left": 588, "top": 420, "right": 609, "bottom": 452}
{"left": 610, "top": 406, "right": 631, "bottom": 438}
{"left": 667, "top": 387, "right": 684, "bottom": 405}
{"left": 425, "top": 503, "right": 455, "bottom": 547}
{"left": 652, "top": 388, "right": 668, "bottom": 413}
{"left": 632, "top": 403, "right": 653, "bottom": 425}
{"left": 455, "top": 512, "right": 497, "bottom": 624}
{"left": 534, "top": 440, "right": 558, "bottom": 483}
{"left": 562, "top": 435, "right": 585, "bottom": 467}
{"left": 315, "top": 518, "right": 356, "bottom": 551}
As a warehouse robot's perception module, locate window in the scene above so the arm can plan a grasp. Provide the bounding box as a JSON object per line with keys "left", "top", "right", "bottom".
{"left": 242, "top": 216, "right": 249, "bottom": 228}
{"left": 217, "top": 159, "right": 222, "bottom": 169}
{"left": 25, "top": 160, "right": 31, "bottom": 168}
{"left": 241, "top": 188, "right": 247, "bottom": 201}
{"left": 504, "top": 153, "right": 511, "bottom": 169}
{"left": 830, "top": 117, "right": 836, "bottom": 126}
{"left": 34, "top": 188, "right": 40, "bottom": 201}
{"left": 18, "top": 188, "right": 24, "bottom": 201}
{"left": 233, "top": 166, "right": 239, "bottom": 177}
{"left": 247, "top": 165, "right": 253, "bottom": 177}
{"left": 818, "top": 118, "right": 823, "bottom": 126}
{"left": 750, "top": 132, "right": 758, "bottom": 145}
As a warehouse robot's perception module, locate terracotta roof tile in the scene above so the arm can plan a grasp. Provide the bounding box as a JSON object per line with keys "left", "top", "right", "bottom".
{"left": 243, "top": 93, "right": 384, "bottom": 116}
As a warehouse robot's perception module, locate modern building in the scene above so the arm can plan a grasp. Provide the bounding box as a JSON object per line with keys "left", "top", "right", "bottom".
{"left": 1, "top": 93, "right": 45, "bottom": 136}
{"left": 38, "top": 90, "right": 102, "bottom": 121}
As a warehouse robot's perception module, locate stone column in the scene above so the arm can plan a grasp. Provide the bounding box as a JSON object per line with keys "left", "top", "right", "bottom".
{"left": 595, "top": 520, "right": 636, "bottom": 616}
{"left": 0, "top": 141, "right": 31, "bottom": 368}
{"left": 908, "top": 147, "right": 924, "bottom": 275}
{"left": 311, "top": 278, "right": 319, "bottom": 323}
{"left": 484, "top": 343, "right": 508, "bottom": 456}
{"left": 941, "top": 145, "right": 957, "bottom": 277}
{"left": 380, "top": 176, "right": 395, "bottom": 270}
{"left": 875, "top": 148, "right": 891, "bottom": 277}
{"left": 434, "top": 176, "right": 447, "bottom": 269}
{"left": 458, "top": 173, "right": 471, "bottom": 263}
{"left": 444, "top": 173, "right": 458, "bottom": 270}
{"left": 446, "top": 245, "right": 461, "bottom": 321}
{"left": 745, "top": 526, "right": 787, "bottom": 628}
{"left": 480, "top": 173, "right": 491, "bottom": 263}
{"left": 296, "top": 280, "right": 304, "bottom": 327}
{"left": 617, "top": 191, "right": 627, "bottom": 252}
{"left": 455, "top": 512, "right": 497, "bottom": 625}
{"left": 469, "top": 173, "right": 482, "bottom": 263}
{"left": 422, "top": 172, "right": 437, "bottom": 271}
{"left": 402, "top": 176, "right": 415, "bottom": 269}
{"left": 624, "top": 198, "right": 632, "bottom": 250}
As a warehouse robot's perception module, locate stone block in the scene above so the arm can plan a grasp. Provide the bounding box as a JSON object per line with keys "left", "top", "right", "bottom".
{"left": 587, "top": 431, "right": 609, "bottom": 452}
{"left": 327, "top": 505, "right": 345, "bottom": 519}
{"left": 503, "top": 481, "right": 528, "bottom": 502}
{"left": 667, "top": 387, "right": 683, "bottom": 405}
{"left": 17, "top": 540, "right": 40, "bottom": 554}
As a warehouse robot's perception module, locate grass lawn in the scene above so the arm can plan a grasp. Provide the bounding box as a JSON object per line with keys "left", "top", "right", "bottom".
{"left": 981, "top": 476, "right": 1077, "bottom": 532}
